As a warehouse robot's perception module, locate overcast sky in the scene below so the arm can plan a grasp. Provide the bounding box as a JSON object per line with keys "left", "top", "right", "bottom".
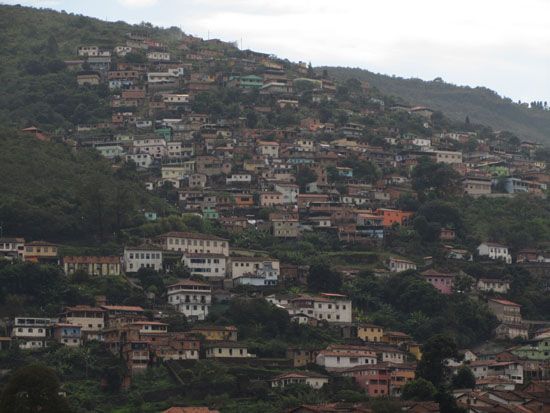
{"left": 4, "top": 0, "right": 549, "bottom": 103}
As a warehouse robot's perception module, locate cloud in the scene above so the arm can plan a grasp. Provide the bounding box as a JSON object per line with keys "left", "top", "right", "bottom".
{"left": 117, "top": 0, "right": 158, "bottom": 7}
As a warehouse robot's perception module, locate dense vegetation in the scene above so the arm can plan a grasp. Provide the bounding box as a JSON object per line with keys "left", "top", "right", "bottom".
{"left": 0, "top": 130, "right": 167, "bottom": 242}
{"left": 323, "top": 66, "right": 550, "bottom": 142}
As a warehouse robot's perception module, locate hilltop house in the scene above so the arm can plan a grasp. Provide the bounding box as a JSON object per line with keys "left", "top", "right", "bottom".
{"left": 123, "top": 246, "right": 163, "bottom": 273}
{"left": 477, "top": 242, "right": 512, "bottom": 264}
{"left": 167, "top": 280, "right": 212, "bottom": 321}
{"left": 63, "top": 256, "right": 121, "bottom": 276}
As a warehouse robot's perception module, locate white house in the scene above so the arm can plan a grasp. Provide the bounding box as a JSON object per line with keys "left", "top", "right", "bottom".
{"left": 278, "top": 293, "right": 352, "bottom": 324}
{"left": 226, "top": 173, "right": 252, "bottom": 184}
{"left": 388, "top": 257, "right": 417, "bottom": 273}
{"left": 123, "top": 246, "right": 163, "bottom": 273}
{"left": 205, "top": 342, "right": 252, "bottom": 358}
{"left": 274, "top": 183, "right": 299, "bottom": 204}
{"left": 126, "top": 153, "right": 153, "bottom": 169}
{"left": 316, "top": 346, "right": 377, "bottom": 371}
{"left": 146, "top": 51, "right": 171, "bottom": 61}
{"left": 477, "top": 278, "right": 510, "bottom": 294}
{"left": 477, "top": 242, "right": 512, "bottom": 264}
{"left": 182, "top": 252, "right": 227, "bottom": 278}
{"left": 167, "top": 280, "right": 212, "bottom": 321}
{"left": 257, "top": 141, "right": 279, "bottom": 158}
{"left": 11, "top": 317, "right": 53, "bottom": 349}
{"left": 158, "top": 232, "right": 229, "bottom": 257}
{"left": 271, "top": 371, "right": 329, "bottom": 389}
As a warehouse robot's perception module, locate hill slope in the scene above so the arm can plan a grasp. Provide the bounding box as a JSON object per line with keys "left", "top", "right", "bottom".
{"left": 323, "top": 66, "right": 550, "bottom": 143}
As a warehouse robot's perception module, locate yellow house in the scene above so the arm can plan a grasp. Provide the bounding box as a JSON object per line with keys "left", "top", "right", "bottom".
{"left": 357, "top": 324, "right": 385, "bottom": 342}
{"left": 190, "top": 325, "right": 238, "bottom": 342}
{"left": 382, "top": 330, "right": 412, "bottom": 346}
{"left": 407, "top": 342, "right": 422, "bottom": 360}
{"left": 23, "top": 241, "right": 59, "bottom": 263}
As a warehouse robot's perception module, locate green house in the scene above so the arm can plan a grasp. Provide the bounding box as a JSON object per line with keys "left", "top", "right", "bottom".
{"left": 511, "top": 337, "right": 550, "bottom": 360}
{"left": 202, "top": 206, "right": 219, "bottom": 220}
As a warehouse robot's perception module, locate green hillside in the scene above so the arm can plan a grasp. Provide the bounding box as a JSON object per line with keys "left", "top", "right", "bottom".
{"left": 323, "top": 66, "right": 550, "bottom": 143}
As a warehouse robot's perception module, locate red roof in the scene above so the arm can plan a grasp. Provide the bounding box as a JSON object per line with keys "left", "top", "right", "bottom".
{"left": 101, "top": 305, "right": 144, "bottom": 312}
{"left": 489, "top": 298, "right": 521, "bottom": 307}
{"left": 159, "top": 231, "right": 227, "bottom": 241}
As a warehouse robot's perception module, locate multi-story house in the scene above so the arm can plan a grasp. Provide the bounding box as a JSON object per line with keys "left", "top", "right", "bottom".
{"left": 60, "top": 305, "right": 105, "bottom": 339}
{"left": 274, "top": 183, "right": 299, "bottom": 204}
{"left": 123, "top": 246, "right": 163, "bottom": 273}
{"left": 420, "top": 269, "right": 455, "bottom": 295}
{"left": 257, "top": 141, "right": 279, "bottom": 158}
{"left": 357, "top": 324, "right": 385, "bottom": 343}
{"left": 316, "top": 345, "right": 377, "bottom": 371}
{"left": 0, "top": 237, "right": 25, "bottom": 260}
{"left": 52, "top": 323, "right": 82, "bottom": 347}
{"left": 477, "top": 242, "right": 512, "bottom": 264}
{"left": 22, "top": 241, "right": 58, "bottom": 263}
{"left": 167, "top": 280, "right": 212, "bottom": 321}
{"left": 259, "top": 191, "right": 284, "bottom": 207}
{"left": 182, "top": 252, "right": 227, "bottom": 278}
{"left": 271, "top": 293, "right": 352, "bottom": 324}
{"left": 158, "top": 232, "right": 229, "bottom": 256}
{"left": 487, "top": 298, "right": 528, "bottom": 339}
{"left": 270, "top": 213, "right": 300, "bottom": 238}
{"left": 11, "top": 317, "right": 53, "bottom": 349}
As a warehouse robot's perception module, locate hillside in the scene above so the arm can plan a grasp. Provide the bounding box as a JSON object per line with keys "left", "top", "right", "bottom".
{"left": 323, "top": 66, "right": 550, "bottom": 143}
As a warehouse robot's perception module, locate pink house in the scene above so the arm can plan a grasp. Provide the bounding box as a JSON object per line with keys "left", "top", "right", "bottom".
{"left": 340, "top": 364, "right": 390, "bottom": 397}
{"left": 421, "top": 269, "right": 455, "bottom": 295}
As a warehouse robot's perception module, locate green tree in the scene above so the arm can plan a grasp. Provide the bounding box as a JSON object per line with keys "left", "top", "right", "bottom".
{"left": 296, "top": 166, "right": 318, "bottom": 192}
{"left": 412, "top": 157, "right": 462, "bottom": 200}
{"left": 307, "top": 263, "right": 343, "bottom": 293}
{"left": 451, "top": 366, "right": 476, "bottom": 389}
{"left": 401, "top": 378, "right": 437, "bottom": 401}
{"left": 417, "top": 334, "right": 460, "bottom": 386}
{"left": 0, "top": 364, "right": 73, "bottom": 413}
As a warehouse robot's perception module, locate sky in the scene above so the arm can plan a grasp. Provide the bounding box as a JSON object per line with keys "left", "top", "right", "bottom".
{"left": 3, "top": 0, "right": 549, "bottom": 103}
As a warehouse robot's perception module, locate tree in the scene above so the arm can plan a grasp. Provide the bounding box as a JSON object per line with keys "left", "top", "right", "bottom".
{"left": 401, "top": 378, "right": 437, "bottom": 401}
{"left": 0, "top": 364, "right": 73, "bottom": 413}
{"left": 412, "top": 157, "right": 462, "bottom": 200}
{"left": 296, "top": 166, "right": 318, "bottom": 192}
{"left": 307, "top": 263, "right": 343, "bottom": 292}
{"left": 417, "top": 334, "right": 460, "bottom": 386}
{"left": 451, "top": 366, "right": 476, "bottom": 389}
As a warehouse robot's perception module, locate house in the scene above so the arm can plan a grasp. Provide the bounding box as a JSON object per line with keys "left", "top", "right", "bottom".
{"left": 273, "top": 293, "right": 352, "bottom": 324}
{"left": 146, "top": 51, "right": 171, "bottom": 60}
{"left": 257, "top": 140, "right": 279, "bottom": 157}
{"left": 316, "top": 345, "right": 377, "bottom": 371}
{"left": 286, "top": 348, "right": 321, "bottom": 367}
{"left": 52, "top": 323, "right": 82, "bottom": 347}
{"left": 274, "top": 183, "right": 299, "bottom": 204}
{"left": 439, "top": 228, "right": 456, "bottom": 241}
{"left": 23, "top": 241, "right": 58, "bottom": 263}
{"left": 435, "top": 150, "right": 463, "bottom": 164}
{"left": 182, "top": 253, "right": 227, "bottom": 278}
{"left": 190, "top": 326, "right": 238, "bottom": 342}
{"left": 357, "top": 324, "right": 385, "bottom": 343}
{"left": 60, "top": 306, "right": 105, "bottom": 339}
{"left": 270, "top": 213, "right": 300, "bottom": 238}
{"left": 63, "top": 256, "right": 122, "bottom": 276}
{"left": 420, "top": 269, "right": 455, "bottom": 295}
{"left": 126, "top": 153, "right": 153, "bottom": 169}
{"left": 11, "top": 317, "right": 53, "bottom": 349}
{"left": 477, "top": 243, "right": 512, "bottom": 264}
{"left": 511, "top": 337, "right": 550, "bottom": 360}
{"left": 374, "top": 209, "right": 414, "bottom": 228}
{"left": 204, "top": 341, "right": 252, "bottom": 358}
{"left": 487, "top": 298, "right": 527, "bottom": 339}
{"left": 0, "top": 237, "right": 25, "bottom": 260}
{"left": 167, "top": 280, "right": 212, "bottom": 321}
{"left": 157, "top": 232, "right": 229, "bottom": 256}
{"left": 123, "top": 246, "right": 163, "bottom": 273}
{"left": 77, "top": 45, "right": 99, "bottom": 56}
{"left": 271, "top": 371, "right": 329, "bottom": 389}
{"left": 230, "top": 256, "right": 280, "bottom": 279}
{"left": 468, "top": 360, "right": 524, "bottom": 384}
{"left": 477, "top": 279, "right": 510, "bottom": 294}
{"left": 76, "top": 71, "right": 101, "bottom": 86}
{"left": 382, "top": 331, "right": 413, "bottom": 346}
{"left": 463, "top": 177, "right": 492, "bottom": 197}
{"left": 388, "top": 257, "right": 417, "bottom": 273}
{"left": 259, "top": 191, "right": 284, "bottom": 207}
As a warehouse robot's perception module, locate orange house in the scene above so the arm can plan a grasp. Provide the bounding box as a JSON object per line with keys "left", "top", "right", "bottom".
{"left": 234, "top": 194, "right": 254, "bottom": 207}
{"left": 374, "top": 209, "right": 414, "bottom": 227}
